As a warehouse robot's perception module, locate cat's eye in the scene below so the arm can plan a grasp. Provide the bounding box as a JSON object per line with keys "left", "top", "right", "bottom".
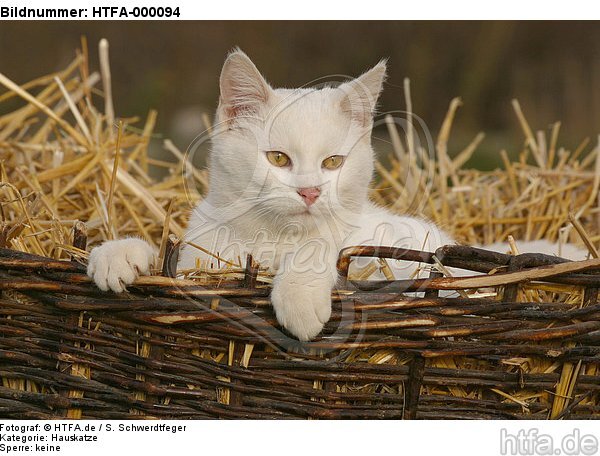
{"left": 321, "top": 155, "right": 345, "bottom": 170}
{"left": 266, "top": 151, "right": 291, "bottom": 167}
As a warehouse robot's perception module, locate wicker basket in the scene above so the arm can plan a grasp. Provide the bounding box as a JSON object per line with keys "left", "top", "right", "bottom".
{"left": 1, "top": 227, "right": 599, "bottom": 420}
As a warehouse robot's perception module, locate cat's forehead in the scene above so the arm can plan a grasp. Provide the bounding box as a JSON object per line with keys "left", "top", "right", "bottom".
{"left": 264, "top": 87, "right": 356, "bottom": 152}
{"left": 270, "top": 87, "right": 341, "bottom": 115}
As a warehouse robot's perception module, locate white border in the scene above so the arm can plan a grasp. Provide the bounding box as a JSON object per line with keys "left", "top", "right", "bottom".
{"left": 0, "top": 420, "right": 599, "bottom": 455}
{"left": 1, "top": 0, "right": 599, "bottom": 20}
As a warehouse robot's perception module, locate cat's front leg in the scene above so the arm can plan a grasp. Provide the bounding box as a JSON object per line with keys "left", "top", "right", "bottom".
{"left": 270, "top": 266, "right": 336, "bottom": 341}
{"left": 87, "top": 238, "right": 157, "bottom": 292}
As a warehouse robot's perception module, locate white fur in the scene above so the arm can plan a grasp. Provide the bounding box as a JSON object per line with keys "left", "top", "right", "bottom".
{"left": 87, "top": 50, "right": 588, "bottom": 340}
{"left": 87, "top": 238, "right": 156, "bottom": 292}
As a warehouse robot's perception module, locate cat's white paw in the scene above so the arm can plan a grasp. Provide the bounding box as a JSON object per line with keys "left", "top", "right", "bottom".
{"left": 87, "top": 238, "right": 156, "bottom": 292}
{"left": 270, "top": 278, "right": 332, "bottom": 341}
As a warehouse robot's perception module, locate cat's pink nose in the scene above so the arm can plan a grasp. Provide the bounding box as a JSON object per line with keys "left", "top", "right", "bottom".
{"left": 297, "top": 187, "right": 321, "bottom": 207}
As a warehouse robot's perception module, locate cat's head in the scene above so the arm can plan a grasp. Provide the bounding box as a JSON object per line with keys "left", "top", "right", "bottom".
{"left": 208, "top": 48, "right": 386, "bottom": 224}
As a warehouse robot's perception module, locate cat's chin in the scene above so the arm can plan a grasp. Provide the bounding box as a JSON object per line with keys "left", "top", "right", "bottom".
{"left": 289, "top": 207, "right": 313, "bottom": 217}
{"left": 289, "top": 203, "right": 343, "bottom": 219}
{"left": 274, "top": 207, "right": 318, "bottom": 222}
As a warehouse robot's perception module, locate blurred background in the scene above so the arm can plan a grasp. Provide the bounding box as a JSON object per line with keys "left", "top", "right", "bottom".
{"left": 1, "top": 21, "right": 599, "bottom": 169}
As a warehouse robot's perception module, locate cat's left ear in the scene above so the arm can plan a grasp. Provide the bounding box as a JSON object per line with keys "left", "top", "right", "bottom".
{"left": 339, "top": 60, "right": 387, "bottom": 128}
{"left": 218, "top": 48, "right": 273, "bottom": 123}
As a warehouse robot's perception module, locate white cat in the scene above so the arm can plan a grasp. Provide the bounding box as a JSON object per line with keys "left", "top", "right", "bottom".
{"left": 88, "top": 49, "right": 588, "bottom": 341}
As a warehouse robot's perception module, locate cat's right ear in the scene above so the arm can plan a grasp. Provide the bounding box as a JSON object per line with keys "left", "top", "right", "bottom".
{"left": 338, "top": 60, "right": 387, "bottom": 128}
{"left": 218, "top": 49, "right": 272, "bottom": 123}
